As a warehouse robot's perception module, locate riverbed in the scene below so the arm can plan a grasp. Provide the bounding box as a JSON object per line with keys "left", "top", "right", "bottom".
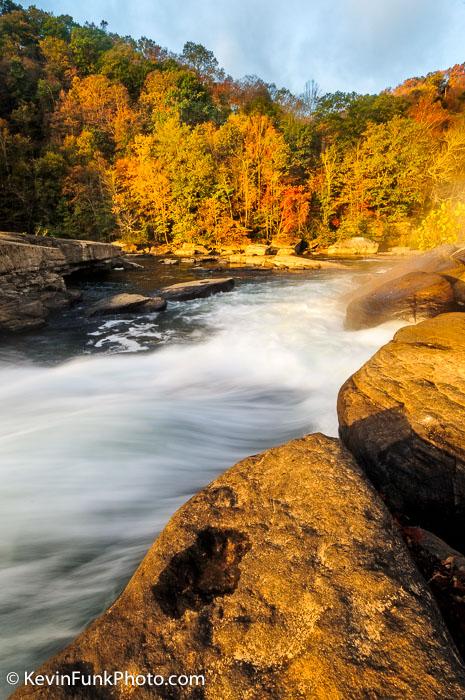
{"left": 0, "top": 258, "right": 403, "bottom": 694}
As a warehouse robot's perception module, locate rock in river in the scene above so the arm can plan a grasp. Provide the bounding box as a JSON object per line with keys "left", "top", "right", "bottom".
{"left": 87, "top": 293, "right": 167, "bottom": 316}
{"left": 161, "top": 277, "right": 234, "bottom": 301}
{"left": 327, "top": 236, "right": 379, "bottom": 256}
{"left": 345, "top": 271, "right": 455, "bottom": 330}
{"left": 338, "top": 313, "right": 465, "bottom": 543}
{"left": 13, "top": 434, "right": 465, "bottom": 699}
{"left": 345, "top": 243, "right": 465, "bottom": 330}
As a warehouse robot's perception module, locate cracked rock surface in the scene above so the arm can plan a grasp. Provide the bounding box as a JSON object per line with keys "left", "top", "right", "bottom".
{"left": 13, "top": 434, "right": 465, "bottom": 699}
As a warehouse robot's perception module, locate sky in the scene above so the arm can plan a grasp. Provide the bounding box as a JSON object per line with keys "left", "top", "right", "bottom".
{"left": 34, "top": 0, "right": 465, "bottom": 96}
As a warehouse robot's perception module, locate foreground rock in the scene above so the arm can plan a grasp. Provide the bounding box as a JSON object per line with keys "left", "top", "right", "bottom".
{"left": 0, "top": 232, "right": 122, "bottom": 333}
{"left": 14, "top": 435, "right": 465, "bottom": 699}
{"left": 403, "top": 526, "right": 465, "bottom": 659}
{"left": 161, "top": 277, "right": 234, "bottom": 301}
{"left": 338, "top": 313, "right": 465, "bottom": 542}
{"left": 345, "top": 243, "right": 465, "bottom": 329}
{"left": 327, "top": 236, "right": 379, "bottom": 256}
{"left": 87, "top": 293, "right": 166, "bottom": 316}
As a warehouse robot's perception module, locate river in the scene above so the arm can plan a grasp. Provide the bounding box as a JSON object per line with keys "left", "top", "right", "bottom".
{"left": 0, "top": 258, "right": 402, "bottom": 695}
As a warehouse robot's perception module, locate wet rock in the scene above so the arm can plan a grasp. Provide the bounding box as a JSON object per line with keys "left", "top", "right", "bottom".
{"left": 161, "top": 277, "right": 234, "bottom": 301}
{"left": 338, "top": 313, "right": 465, "bottom": 543}
{"left": 0, "top": 232, "right": 122, "bottom": 333}
{"left": 117, "top": 257, "right": 144, "bottom": 271}
{"left": 13, "top": 435, "right": 465, "bottom": 699}
{"left": 403, "top": 526, "right": 465, "bottom": 660}
{"left": 327, "top": 236, "right": 379, "bottom": 256}
{"left": 345, "top": 271, "right": 455, "bottom": 330}
{"left": 87, "top": 293, "right": 167, "bottom": 316}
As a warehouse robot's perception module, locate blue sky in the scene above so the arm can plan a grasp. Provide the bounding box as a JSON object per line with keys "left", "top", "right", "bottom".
{"left": 33, "top": 0, "right": 465, "bottom": 95}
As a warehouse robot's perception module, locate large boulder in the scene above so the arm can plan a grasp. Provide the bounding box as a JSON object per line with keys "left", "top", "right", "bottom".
{"left": 161, "top": 277, "right": 234, "bottom": 301}
{"left": 345, "top": 271, "right": 455, "bottom": 330}
{"left": 345, "top": 244, "right": 465, "bottom": 329}
{"left": 338, "top": 313, "right": 465, "bottom": 543}
{"left": 327, "top": 236, "right": 379, "bottom": 256}
{"left": 0, "top": 232, "right": 122, "bottom": 333}
{"left": 86, "top": 293, "right": 167, "bottom": 316}
{"left": 13, "top": 435, "right": 465, "bottom": 699}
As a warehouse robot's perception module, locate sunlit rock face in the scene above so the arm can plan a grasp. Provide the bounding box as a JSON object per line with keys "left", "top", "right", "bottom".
{"left": 0, "top": 231, "right": 121, "bottom": 332}
{"left": 12, "top": 434, "right": 465, "bottom": 699}
{"left": 338, "top": 313, "right": 465, "bottom": 544}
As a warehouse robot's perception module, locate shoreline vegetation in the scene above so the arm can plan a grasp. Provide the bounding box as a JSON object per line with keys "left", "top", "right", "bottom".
{"left": 1, "top": 2, "right": 465, "bottom": 254}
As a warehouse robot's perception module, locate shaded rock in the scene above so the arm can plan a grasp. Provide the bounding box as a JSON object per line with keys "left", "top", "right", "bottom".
{"left": 0, "top": 299, "right": 46, "bottom": 333}
{"left": 403, "top": 526, "right": 465, "bottom": 660}
{"left": 161, "top": 277, "right": 234, "bottom": 301}
{"left": 13, "top": 434, "right": 465, "bottom": 699}
{"left": 345, "top": 271, "right": 455, "bottom": 330}
{"left": 87, "top": 293, "right": 167, "bottom": 316}
{"left": 327, "top": 236, "right": 379, "bottom": 256}
{"left": 338, "top": 313, "right": 465, "bottom": 543}
{"left": 0, "top": 232, "right": 122, "bottom": 333}
{"left": 117, "top": 257, "right": 144, "bottom": 270}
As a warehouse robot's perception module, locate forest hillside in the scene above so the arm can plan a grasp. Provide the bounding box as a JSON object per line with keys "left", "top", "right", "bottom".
{"left": 2, "top": 0, "right": 465, "bottom": 250}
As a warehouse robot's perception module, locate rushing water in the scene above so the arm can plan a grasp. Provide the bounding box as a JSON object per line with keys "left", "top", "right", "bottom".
{"left": 0, "top": 261, "right": 403, "bottom": 695}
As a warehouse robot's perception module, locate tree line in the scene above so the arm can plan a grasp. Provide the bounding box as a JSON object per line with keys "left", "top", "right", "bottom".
{"left": 1, "top": 0, "right": 465, "bottom": 249}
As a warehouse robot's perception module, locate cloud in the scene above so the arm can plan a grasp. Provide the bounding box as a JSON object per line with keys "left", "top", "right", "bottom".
{"left": 35, "top": 0, "right": 465, "bottom": 94}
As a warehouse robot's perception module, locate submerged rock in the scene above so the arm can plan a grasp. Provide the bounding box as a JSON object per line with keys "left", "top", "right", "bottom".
{"left": 338, "top": 313, "right": 465, "bottom": 543}
{"left": 13, "top": 435, "right": 465, "bottom": 699}
{"left": 161, "top": 277, "right": 234, "bottom": 301}
{"left": 345, "top": 271, "right": 455, "bottom": 330}
{"left": 87, "top": 293, "right": 167, "bottom": 316}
